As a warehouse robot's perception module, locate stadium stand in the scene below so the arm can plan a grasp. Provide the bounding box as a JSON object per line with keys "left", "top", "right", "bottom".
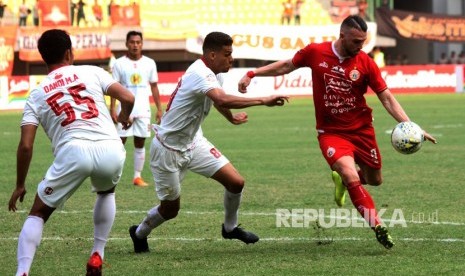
{"left": 2, "top": 0, "right": 333, "bottom": 27}
{"left": 138, "top": 0, "right": 332, "bottom": 26}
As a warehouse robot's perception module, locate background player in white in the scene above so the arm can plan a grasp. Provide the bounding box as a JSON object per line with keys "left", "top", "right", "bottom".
{"left": 128, "top": 31, "right": 289, "bottom": 252}
{"left": 110, "top": 30, "right": 163, "bottom": 187}
{"left": 8, "top": 29, "right": 134, "bottom": 276}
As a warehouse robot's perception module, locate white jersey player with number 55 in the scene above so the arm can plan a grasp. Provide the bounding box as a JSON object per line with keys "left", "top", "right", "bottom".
{"left": 8, "top": 29, "right": 134, "bottom": 276}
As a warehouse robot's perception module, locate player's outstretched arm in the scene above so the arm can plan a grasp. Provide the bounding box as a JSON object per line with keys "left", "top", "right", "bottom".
{"left": 207, "top": 88, "right": 289, "bottom": 109}
{"left": 214, "top": 103, "right": 249, "bottom": 125}
{"left": 238, "top": 59, "right": 296, "bottom": 93}
{"left": 9, "top": 124, "right": 38, "bottom": 212}
{"left": 378, "top": 89, "right": 437, "bottom": 144}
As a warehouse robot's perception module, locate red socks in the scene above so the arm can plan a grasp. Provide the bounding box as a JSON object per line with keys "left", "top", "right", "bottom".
{"left": 346, "top": 180, "right": 380, "bottom": 227}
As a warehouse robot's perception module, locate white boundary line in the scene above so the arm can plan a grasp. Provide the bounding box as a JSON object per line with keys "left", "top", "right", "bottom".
{"left": 0, "top": 236, "right": 463, "bottom": 243}
{"left": 14, "top": 209, "right": 465, "bottom": 226}
{"left": 7, "top": 211, "right": 465, "bottom": 243}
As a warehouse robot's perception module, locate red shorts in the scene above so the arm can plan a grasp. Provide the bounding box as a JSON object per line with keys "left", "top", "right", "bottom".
{"left": 318, "top": 127, "right": 382, "bottom": 169}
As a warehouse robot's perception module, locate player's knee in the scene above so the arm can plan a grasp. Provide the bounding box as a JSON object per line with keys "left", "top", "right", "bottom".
{"left": 228, "top": 176, "right": 245, "bottom": 193}
{"left": 162, "top": 209, "right": 179, "bottom": 220}
{"left": 159, "top": 200, "right": 180, "bottom": 220}
{"left": 368, "top": 175, "right": 383, "bottom": 186}
{"left": 159, "top": 206, "right": 179, "bottom": 220}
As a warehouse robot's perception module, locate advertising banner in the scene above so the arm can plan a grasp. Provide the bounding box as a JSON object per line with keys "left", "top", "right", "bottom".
{"left": 376, "top": 8, "right": 465, "bottom": 42}
{"left": 0, "top": 26, "right": 17, "bottom": 77}
{"left": 186, "top": 23, "right": 377, "bottom": 61}
{"left": 18, "top": 27, "right": 111, "bottom": 62}
{"left": 0, "top": 65, "right": 460, "bottom": 111}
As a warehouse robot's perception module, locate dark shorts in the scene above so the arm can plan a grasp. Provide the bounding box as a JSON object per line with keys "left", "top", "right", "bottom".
{"left": 318, "top": 126, "right": 382, "bottom": 170}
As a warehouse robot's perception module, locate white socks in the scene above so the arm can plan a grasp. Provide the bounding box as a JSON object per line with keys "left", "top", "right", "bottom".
{"left": 16, "top": 216, "right": 44, "bottom": 276}
{"left": 223, "top": 189, "right": 242, "bottom": 232}
{"left": 136, "top": 206, "right": 166, "bottom": 238}
{"left": 91, "top": 193, "right": 116, "bottom": 259}
{"left": 134, "top": 147, "right": 145, "bottom": 178}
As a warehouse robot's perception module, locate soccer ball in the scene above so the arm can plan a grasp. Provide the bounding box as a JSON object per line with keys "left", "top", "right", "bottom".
{"left": 391, "top": 122, "right": 424, "bottom": 154}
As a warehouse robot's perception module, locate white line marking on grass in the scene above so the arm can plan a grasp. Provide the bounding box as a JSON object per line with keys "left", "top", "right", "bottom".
{"left": 15, "top": 210, "right": 465, "bottom": 226}
{"left": 1, "top": 236, "right": 464, "bottom": 243}
{"left": 432, "top": 123, "right": 463, "bottom": 129}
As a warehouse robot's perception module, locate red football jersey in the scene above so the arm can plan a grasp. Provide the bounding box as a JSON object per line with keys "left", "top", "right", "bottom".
{"left": 292, "top": 41, "right": 387, "bottom": 133}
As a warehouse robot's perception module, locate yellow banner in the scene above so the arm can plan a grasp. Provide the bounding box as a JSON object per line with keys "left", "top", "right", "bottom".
{"left": 140, "top": 2, "right": 197, "bottom": 40}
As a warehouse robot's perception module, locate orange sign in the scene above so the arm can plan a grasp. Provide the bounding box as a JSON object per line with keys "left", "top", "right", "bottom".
{"left": 18, "top": 27, "right": 111, "bottom": 62}
{"left": 39, "top": 0, "right": 71, "bottom": 26}
{"left": 110, "top": 4, "right": 140, "bottom": 26}
{"left": 0, "top": 26, "right": 18, "bottom": 76}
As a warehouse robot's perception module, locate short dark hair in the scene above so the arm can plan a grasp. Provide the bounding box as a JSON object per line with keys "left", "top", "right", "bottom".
{"left": 37, "top": 29, "right": 72, "bottom": 65}
{"left": 341, "top": 15, "right": 368, "bottom": 32}
{"left": 202, "top": 32, "right": 233, "bottom": 53}
{"left": 126, "top": 31, "right": 143, "bottom": 42}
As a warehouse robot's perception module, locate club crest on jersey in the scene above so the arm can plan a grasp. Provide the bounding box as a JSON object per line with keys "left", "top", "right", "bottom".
{"left": 349, "top": 69, "right": 360, "bottom": 81}
{"left": 319, "top": 62, "right": 328, "bottom": 68}
{"left": 130, "top": 73, "right": 142, "bottom": 85}
{"left": 331, "top": 65, "right": 345, "bottom": 75}
{"left": 44, "top": 187, "right": 54, "bottom": 195}
{"left": 206, "top": 74, "right": 216, "bottom": 82}
{"left": 327, "top": 147, "right": 336, "bottom": 158}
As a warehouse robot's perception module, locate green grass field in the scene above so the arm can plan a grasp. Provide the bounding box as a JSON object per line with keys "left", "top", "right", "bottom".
{"left": 1, "top": 94, "right": 464, "bottom": 275}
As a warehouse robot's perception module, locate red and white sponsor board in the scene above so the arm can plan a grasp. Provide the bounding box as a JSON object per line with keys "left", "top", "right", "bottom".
{"left": 0, "top": 65, "right": 463, "bottom": 110}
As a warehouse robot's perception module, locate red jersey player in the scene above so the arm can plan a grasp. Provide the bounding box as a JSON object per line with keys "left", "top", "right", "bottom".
{"left": 238, "top": 15, "right": 437, "bottom": 249}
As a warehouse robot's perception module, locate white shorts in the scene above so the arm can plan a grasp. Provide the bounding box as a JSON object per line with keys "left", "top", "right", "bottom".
{"left": 116, "top": 116, "right": 151, "bottom": 138}
{"left": 38, "top": 140, "right": 126, "bottom": 208}
{"left": 149, "top": 136, "right": 229, "bottom": 201}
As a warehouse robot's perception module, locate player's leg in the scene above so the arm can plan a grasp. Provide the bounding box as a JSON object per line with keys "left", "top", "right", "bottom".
{"left": 132, "top": 117, "right": 151, "bottom": 187}
{"left": 133, "top": 136, "right": 147, "bottom": 186}
{"left": 350, "top": 129, "right": 394, "bottom": 248}
{"left": 17, "top": 141, "right": 91, "bottom": 275}
{"left": 129, "top": 137, "right": 183, "bottom": 252}
{"left": 88, "top": 140, "right": 126, "bottom": 267}
{"left": 210, "top": 164, "right": 259, "bottom": 244}
{"left": 190, "top": 137, "right": 258, "bottom": 244}
{"left": 16, "top": 195, "right": 55, "bottom": 276}
{"left": 319, "top": 133, "right": 351, "bottom": 207}
{"left": 357, "top": 162, "right": 383, "bottom": 186}
{"left": 332, "top": 156, "right": 384, "bottom": 227}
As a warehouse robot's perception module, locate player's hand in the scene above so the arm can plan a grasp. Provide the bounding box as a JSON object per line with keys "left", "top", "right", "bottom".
{"left": 110, "top": 109, "right": 118, "bottom": 124}
{"left": 118, "top": 114, "right": 133, "bottom": 130}
{"left": 231, "top": 112, "right": 248, "bottom": 125}
{"left": 423, "top": 130, "right": 437, "bottom": 144}
{"left": 264, "top": 95, "right": 290, "bottom": 106}
{"left": 9, "top": 186, "right": 26, "bottom": 212}
{"left": 155, "top": 109, "right": 163, "bottom": 125}
{"left": 238, "top": 75, "right": 252, "bottom": 93}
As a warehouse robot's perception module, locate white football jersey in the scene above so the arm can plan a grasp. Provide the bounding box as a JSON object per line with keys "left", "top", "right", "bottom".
{"left": 154, "top": 59, "right": 224, "bottom": 152}
{"left": 21, "top": 65, "right": 120, "bottom": 155}
{"left": 112, "top": 55, "right": 158, "bottom": 118}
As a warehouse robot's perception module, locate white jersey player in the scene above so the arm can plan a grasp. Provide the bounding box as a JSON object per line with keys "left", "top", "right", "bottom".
{"left": 110, "top": 30, "right": 162, "bottom": 187}
{"left": 8, "top": 29, "right": 135, "bottom": 276}
{"left": 153, "top": 59, "right": 226, "bottom": 152}
{"left": 128, "top": 32, "right": 289, "bottom": 253}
